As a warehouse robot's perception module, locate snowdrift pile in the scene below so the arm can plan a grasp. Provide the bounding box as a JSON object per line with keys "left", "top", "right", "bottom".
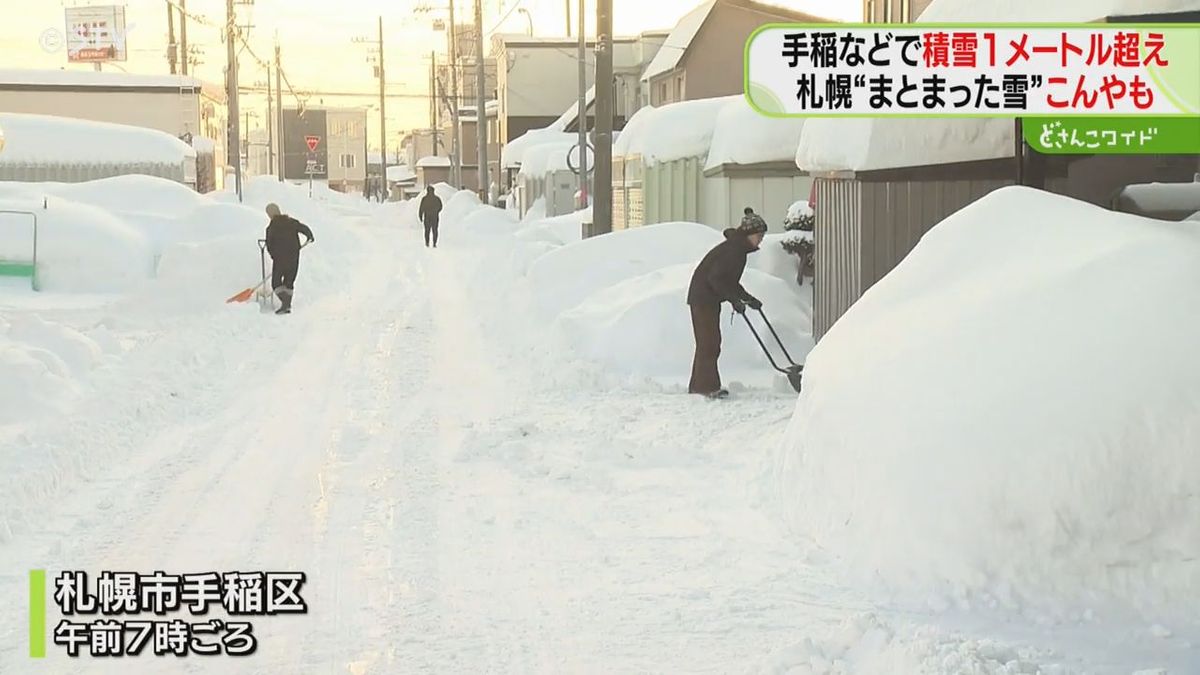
{"left": 0, "top": 315, "right": 114, "bottom": 426}
{"left": 0, "top": 174, "right": 367, "bottom": 303}
{"left": 777, "top": 187, "right": 1200, "bottom": 620}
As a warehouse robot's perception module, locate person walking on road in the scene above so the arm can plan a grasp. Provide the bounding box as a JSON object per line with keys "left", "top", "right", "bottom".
{"left": 419, "top": 185, "right": 443, "bottom": 248}
{"left": 685, "top": 208, "right": 768, "bottom": 398}
{"left": 265, "top": 203, "right": 315, "bottom": 315}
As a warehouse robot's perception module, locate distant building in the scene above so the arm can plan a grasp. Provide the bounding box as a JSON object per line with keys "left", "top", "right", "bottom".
{"left": 642, "top": 0, "right": 832, "bottom": 107}
{"left": 279, "top": 106, "right": 368, "bottom": 194}
{"left": 490, "top": 33, "right": 667, "bottom": 147}
{"left": 0, "top": 68, "right": 227, "bottom": 191}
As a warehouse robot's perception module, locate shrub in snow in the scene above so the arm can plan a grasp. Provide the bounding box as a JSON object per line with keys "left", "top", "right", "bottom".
{"left": 779, "top": 201, "right": 815, "bottom": 287}
{"left": 777, "top": 187, "right": 1200, "bottom": 619}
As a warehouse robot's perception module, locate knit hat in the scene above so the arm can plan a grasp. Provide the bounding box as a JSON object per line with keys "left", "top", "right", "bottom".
{"left": 738, "top": 210, "right": 768, "bottom": 235}
{"left": 265, "top": 203, "right": 282, "bottom": 218}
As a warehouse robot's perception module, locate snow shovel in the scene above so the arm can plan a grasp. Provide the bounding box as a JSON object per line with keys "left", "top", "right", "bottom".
{"left": 224, "top": 240, "right": 308, "bottom": 304}
{"left": 740, "top": 308, "right": 804, "bottom": 393}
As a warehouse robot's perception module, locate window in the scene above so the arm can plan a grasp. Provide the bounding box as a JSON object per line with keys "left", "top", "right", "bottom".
{"left": 339, "top": 153, "right": 356, "bottom": 169}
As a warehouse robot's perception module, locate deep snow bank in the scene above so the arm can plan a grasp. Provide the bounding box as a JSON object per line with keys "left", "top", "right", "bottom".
{"left": 0, "top": 194, "right": 154, "bottom": 292}
{"left": 0, "top": 315, "right": 114, "bottom": 426}
{"left": 527, "top": 222, "right": 722, "bottom": 316}
{"left": 777, "top": 187, "right": 1200, "bottom": 619}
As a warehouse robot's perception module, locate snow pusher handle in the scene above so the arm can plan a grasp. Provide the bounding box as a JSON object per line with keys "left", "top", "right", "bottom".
{"left": 738, "top": 309, "right": 804, "bottom": 393}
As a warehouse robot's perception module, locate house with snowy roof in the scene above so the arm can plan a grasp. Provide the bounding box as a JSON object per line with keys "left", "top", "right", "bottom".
{"left": 642, "top": 0, "right": 833, "bottom": 107}
{"left": 609, "top": 95, "right": 812, "bottom": 233}
{"left": 0, "top": 112, "right": 197, "bottom": 187}
{"left": 0, "top": 69, "right": 226, "bottom": 191}
{"left": 798, "top": 0, "right": 1200, "bottom": 340}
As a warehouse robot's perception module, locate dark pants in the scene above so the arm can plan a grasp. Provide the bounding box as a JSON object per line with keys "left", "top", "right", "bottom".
{"left": 688, "top": 303, "right": 722, "bottom": 394}
{"left": 424, "top": 220, "right": 439, "bottom": 247}
{"left": 272, "top": 256, "right": 299, "bottom": 310}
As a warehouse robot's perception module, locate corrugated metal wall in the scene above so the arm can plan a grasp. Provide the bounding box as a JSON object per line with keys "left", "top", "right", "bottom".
{"left": 0, "top": 161, "right": 191, "bottom": 185}
{"left": 815, "top": 176, "right": 1014, "bottom": 340}
{"left": 859, "top": 178, "right": 1013, "bottom": 289}
{"left": 814, "top": 178, "right": 862, "bottom": 340}
{"left": 644, "top": 157, "right": 701, "bottom": 225}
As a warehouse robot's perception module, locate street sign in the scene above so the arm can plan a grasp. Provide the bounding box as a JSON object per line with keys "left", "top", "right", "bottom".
{"left": 566, "top": 142, "right": 595, "bottom": 176}
{"left": 305, "top": 135, "right": 321, "bottom": 152}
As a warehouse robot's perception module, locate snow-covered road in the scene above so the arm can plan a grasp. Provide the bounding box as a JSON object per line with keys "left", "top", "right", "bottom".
{"left": 0, "top": 217, "right": 858, "bottom": 673}
{"left": 3, "top": 200, "right": 1191, "bottom": 674}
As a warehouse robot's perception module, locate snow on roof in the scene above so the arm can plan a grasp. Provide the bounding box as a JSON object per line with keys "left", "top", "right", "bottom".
{"left": 517, "top": 141, "right": 575, "bottom": 178}
{"left": 704, "top": 96, "right": 807, "bottom": 171}
{"left": 613, "top": 95, "right": 735, "bottom": 165}
{"left": 640, "top": 0, "right": 833, "bottom": 83}
{"left": 641, "top": 0, "right": 716, "bottom": 83}
{"left": 387, "top": 164, "right": 417, "bottom": 183}
{"left": 0, "top": 112, "right": 196, "bottom": 165}
{"left": 796, "top": 0, "right": 1200, "bottom": 173}
{"left": 416, "top": 155, "right": 452, "bottom": 168}
{"left": 191, "top": 137, "right": 215, "bottom": 153}
{"left": 548, "top": 86, "right": 597, "bottom": 132}
{"left": 920, "top": 0, "right": 1200, "bottom": 21}
{"left": 0, "top": 68, "right": 202, "bottom": 90}
{"left": 1121, "top": 180, "right": 1200, "bottom": 213}
{"left": 501, "top": 129, "right": 578, "bottom": 169}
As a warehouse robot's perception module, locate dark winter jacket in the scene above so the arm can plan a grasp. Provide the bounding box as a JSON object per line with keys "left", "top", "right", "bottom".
{"left": 419, "top": 193, "right": 443, "bottom": 225}
{"left": 687, "top": 228, "right": 760, "bottom": 307}
{"left": 265, "top": 215, "right": 315, "bottom": 262}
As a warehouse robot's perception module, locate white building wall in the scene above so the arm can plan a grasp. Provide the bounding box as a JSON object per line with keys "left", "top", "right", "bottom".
{"left": 325, "top": 109, "right": 368, "bottom": 190}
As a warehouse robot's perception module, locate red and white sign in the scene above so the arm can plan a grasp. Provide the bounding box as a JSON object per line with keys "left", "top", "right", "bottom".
{"left": 305, "top": 135, "right": 321, "bottom": 152}
{"left": 65, "top": 6, "right": 128, "bottom": 63}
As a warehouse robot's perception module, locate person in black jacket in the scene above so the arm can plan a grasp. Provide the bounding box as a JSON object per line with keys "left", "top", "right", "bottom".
{"left": 685, "top": 208, "right": 768, "bottom": 398}
{"left": 419, "top": 186, "right": 443, "bottom": 248}
{"left": 264, "top": 203, "right": 315, "bottom": 315}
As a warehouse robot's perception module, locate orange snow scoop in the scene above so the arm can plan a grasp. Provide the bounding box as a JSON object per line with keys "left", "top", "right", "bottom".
{"left": 225, "top": 240, "right": 310, "bottom": 304}
{"left": 225, "top": 279, "right": 268, "bottom": 304}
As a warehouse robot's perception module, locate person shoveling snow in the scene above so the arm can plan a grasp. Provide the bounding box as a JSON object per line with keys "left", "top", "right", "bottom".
{"left": 686, "top": 208, "right": 767, "bottom": 399}
{"left": 265, "top": 202, "right": 315, "bottom": 315}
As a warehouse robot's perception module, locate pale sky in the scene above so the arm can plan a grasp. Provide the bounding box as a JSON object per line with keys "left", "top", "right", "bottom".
{"left": 0, "top": 0, "right": 860, "bottom": 151}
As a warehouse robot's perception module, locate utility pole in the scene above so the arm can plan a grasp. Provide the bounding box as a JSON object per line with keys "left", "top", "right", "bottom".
{"left": 448, "top": 0, "right": 461, "bottom": 187}
{"left": 275, "top": 41, "right": 284, "bottom": 181}
{"left": 593, "top": 0, "right": 612, "bottom": 233}
{"left": 378, "top": 16, "right": 388, "bottom": 199}
{"left": 474, "top": 0, "right": 487, "bottom": 202}
{"left": 167, "top": 2, "right": 178, "bottom": 74}
{"left": 576, "top": 0, "right": 588, "bottom": 207}
{"left": 179, "top": 0, "right": 189, "bottom": 75}
{"left": 566, "top": 0, "right": 571, "bottom": 37}
{"left": 225, "top": 0, "right": 243, "bottom": 200}
{"left": 266, "top": 68, "right": 274, "bottom": 179}
{"left": 431, "top": 50, "right": 441, "bottom": 155}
